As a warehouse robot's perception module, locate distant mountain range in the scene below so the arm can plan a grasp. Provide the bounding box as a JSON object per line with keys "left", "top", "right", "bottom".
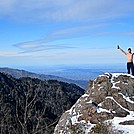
{"left": 0, "top": 67, "right": 88, "bottom": 89}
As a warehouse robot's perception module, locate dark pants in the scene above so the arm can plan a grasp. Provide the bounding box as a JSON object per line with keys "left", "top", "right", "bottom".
{"left": 127, "top": 62, "right": 134, "bottom": 75}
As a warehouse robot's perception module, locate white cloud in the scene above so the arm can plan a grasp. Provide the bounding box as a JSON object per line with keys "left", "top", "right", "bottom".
{"left": 0, "top": 0, "right": 134, "bottom": 22}
{"left": 0, "top": 51, "right": 17, "bottom": 56}
{"left": 120, "top": 31, "right": 134, "bottom": 36}
{"left": 0, "top": 51, "right": 33, "bottom": 57}
{"left": 0, "top": 50, "right": 54, "bottom": 57}
{"left": 14, "top": 23, "right": 109, "bottom": 53}
{"left": 0, "top": 0, "right": 16, "bottom": 14}
{"left": 0, "top": 48, "right": 122, "bottom": 65}
{"left": 12, "top": 21, "right": 134, "bottom": 53}
{"left": 14, "top": 42, "right": 74, "bottom": 53}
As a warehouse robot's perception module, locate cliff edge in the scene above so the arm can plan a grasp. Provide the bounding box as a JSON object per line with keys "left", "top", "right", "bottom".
{"left": 54, "top": 73, "right": 134, "bottom": 134}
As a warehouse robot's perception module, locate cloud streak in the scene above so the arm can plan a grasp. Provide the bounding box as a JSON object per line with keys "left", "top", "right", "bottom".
{"left": 0, "top": 48, "right": 122, "bottom": 65}
{"left": 14, "top": 42, "right": 74, "bottom": 53}
{"left": 14, "top": 22, "right": 134, "bottom": 53}
{"left": 14, "top": 23, "right": 110, "bottom": 53}
{"left": 0, "top": 0, "right": 134, "bottom": 22}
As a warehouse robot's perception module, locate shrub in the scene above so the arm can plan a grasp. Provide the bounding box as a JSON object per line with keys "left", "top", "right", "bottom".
{"left": 68, "top": 123, "right": 85, "bottom": 134}
{"left": 90, "top": 121, "right": 121, "bottom": 134}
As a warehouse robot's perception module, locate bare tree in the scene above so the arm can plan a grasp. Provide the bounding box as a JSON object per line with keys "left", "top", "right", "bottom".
{"left": 0, "top": 79, "right": 58, "bottom": 134}
{"left": 14, "top": 80, "right": 48, "bottom": 134}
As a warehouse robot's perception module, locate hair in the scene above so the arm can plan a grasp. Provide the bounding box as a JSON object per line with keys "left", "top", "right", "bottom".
{"left": 128, "top": 48, "right": 131, "bottom": 51}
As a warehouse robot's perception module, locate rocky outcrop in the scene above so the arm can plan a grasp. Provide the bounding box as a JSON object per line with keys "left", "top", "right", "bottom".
{"left": 54, "top": 73, "right": 134, "bottom": 134}
{"left": 0, "top": 72, "right": 84, "bottom": 134}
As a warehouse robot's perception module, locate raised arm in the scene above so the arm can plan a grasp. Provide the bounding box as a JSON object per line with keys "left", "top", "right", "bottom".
{"left": 117, "top": 45, "right": 127, "bottom": 55}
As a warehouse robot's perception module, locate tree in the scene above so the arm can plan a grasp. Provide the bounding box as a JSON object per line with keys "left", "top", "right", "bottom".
{"left": 0, "top": 78, "right": 58, "bottom": 134}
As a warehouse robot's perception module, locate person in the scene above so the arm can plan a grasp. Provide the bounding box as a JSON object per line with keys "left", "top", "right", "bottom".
{"left": 117, "top": 45, "right": 134, "bottom": 75}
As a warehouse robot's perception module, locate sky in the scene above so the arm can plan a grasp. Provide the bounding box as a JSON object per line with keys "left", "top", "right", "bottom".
{"left": 0, "top": 0, "right": 134, "bottom": 68}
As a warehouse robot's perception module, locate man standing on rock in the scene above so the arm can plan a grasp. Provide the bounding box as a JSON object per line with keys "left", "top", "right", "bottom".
{"left": 118, "top": 45, "right": 134, "bottom": 75}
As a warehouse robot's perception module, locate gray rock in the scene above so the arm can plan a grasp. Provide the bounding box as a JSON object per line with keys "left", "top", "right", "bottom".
{"left": 54, "top": 73, "right": 134, "bottom": 134}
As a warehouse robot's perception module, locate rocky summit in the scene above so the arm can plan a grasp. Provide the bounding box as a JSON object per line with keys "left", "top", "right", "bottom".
{"left": 54, "top": 73, "right": 134, "bottom": 134}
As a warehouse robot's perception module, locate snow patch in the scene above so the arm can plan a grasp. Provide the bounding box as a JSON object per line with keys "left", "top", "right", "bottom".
{"left": 110, "top": 115, "right": 134, "bottom": 134}
{"left": 106, "top": 96, "right": 128, "bottom": 111}
{"left": 118, "top": 93, "right": 134, "bottom": 104}
{"left": 112, "top": 73, "right": 134, "bottom": 79}
{"left": 97, "top": 108, "right": 111, "bottom": 113}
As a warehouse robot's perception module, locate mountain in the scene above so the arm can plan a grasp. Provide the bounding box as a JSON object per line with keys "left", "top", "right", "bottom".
{"left": 0, "top": 72, "right": 84, "bottom": 134}
{"left": 54, "top": 73, "right": 134, "bottom": 134}
{"left": 0, "top": 67, "right": 88, "bottom": 88}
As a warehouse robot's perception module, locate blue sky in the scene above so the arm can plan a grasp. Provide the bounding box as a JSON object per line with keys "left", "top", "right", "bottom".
{"left": 0, "top": 0, "right": 134, "bottom": 68}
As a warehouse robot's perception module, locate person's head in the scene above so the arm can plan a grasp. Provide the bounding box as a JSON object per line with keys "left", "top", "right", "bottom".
{"left": 128, "top": 48, "right": 132, "bottom": 53}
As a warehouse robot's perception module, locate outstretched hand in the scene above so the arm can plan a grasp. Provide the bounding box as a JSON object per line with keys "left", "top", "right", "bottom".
{"left": 117, "top": 45, "right": 120, "bottom": 49}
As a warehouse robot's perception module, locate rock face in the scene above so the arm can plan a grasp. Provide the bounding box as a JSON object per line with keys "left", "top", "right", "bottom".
{"left": 54, "top": 73, "right": 134, "bottom": 134}
{"left": 0, "top": 72, "right": 84, "bottom": 134}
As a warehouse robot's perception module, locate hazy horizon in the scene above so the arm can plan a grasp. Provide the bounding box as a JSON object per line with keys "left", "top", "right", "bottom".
{"left": 0, "top": 63, "right": 127, "bottom": 81}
